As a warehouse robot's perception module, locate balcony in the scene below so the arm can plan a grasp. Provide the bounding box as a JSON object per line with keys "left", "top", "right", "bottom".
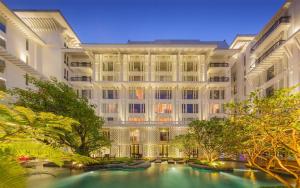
{"left": 103, "top": 120, "right": 191, "bottom": 127}
{"left": 255, "top": 40, "right": 285, "bottom": 65}
{"left": 70, "top": 62, "right": 91, "bottom": 67}
{"left": 208, "top": 76, "right": 230, "bottom": 86}
{"left": 208, "top": 63, "right": 229, "bottom": 73}
{"left": 248, "top": 40, "right": 286, "bottom": 76}
{"left": 209, "top": 63, "right": 229, "bottom": 68}
{"left": 71, "top": 76, "right": 91, "bottom": 82}
{"left": 70, "top": 62, "right": 92, "bottom": 74}
{"left": 209, "top": 76, "right": 229, "bottom": 82}
{"left": 251, "top": 16, "right": 290, "bottom": 53}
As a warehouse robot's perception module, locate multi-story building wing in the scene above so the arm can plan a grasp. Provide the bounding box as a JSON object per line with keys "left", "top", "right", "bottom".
{"left": 81, "top": 41, "right": 235, "bottom": 157}
{"left": 1, "top": 0, "right": 300, "bottom": 157}
{"left": 231, "top": 0, "right": 300, "bottom": 100}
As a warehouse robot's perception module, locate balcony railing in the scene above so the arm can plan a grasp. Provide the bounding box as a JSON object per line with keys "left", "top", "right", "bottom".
{"left": 255, "top": 40, "right": 285, "bottom": 66}
{"left": 251, "top": 16, "right": 290, "bottom": 52}
{"left": 70, "top": 62, "right": 91, "bottom": 67}
{"left": 209, "top": 63, "right": 229, "bottom": 67}
{"left": 209, "top": 77, "right": 229, "bottom": 82}
{"left": 70, "top": 76, "right": 92, "bottom": 82}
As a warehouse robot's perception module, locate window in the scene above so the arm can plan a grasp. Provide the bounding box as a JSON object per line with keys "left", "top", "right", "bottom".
{"left": 25, "top": 73, "right": 29, "bottom": 86}
{"left": 129, "top": 88, "right": 144, "bottom": 100}
{"left": 183, "top": 61, "right": 198, "bottom": 72}
{"left": 0, "top": 16, "right": 6, "bottom": 33}
{"left": 232, "top": 72, "right": 237, "bottom": 82}
{"left": 210, "top": 90, "right": 225, "bottom": 99}
{"left": 106, "top": 117, "right": 114, "bottom": 122}
{"left": 155, "top": 103, "right": 172, "bottom": 114}
{"left": 156, "top": 61, "right": 172, "bottom": 71}
{"left": 102, "top": 130, "right": 110, "bottom": 139}
{"left": 103, "top": 89, "right": 119, "bottom": 99}
{"left": 155, "top": 56, "right": 172, "bottom": 72}
{"left": 266, "top": 86, "right": 274, "bottom": 97}
{"left": 183, "top": 89, "right": 198, "bottom": 99}
{"left": 155, "top": 89, "right": 172, "bottom": 99}
{"left": 158, "top": 117, "right": 172, "bottom": 122}
{"left": 160, "top": 129, "right": 169, "bottom": 141}
{"left": 129, "top": 61, "right": 143, "bottom": 72}
{"left": 64, "top": 69, "right": 67, "bottom": 80}
{"left": 267, "top": 66, "right": 275, "bottom": 81}
{"left": 129, "top": 104, "right": 145, "bottom": 113}
{"left": 0, "top": 60, "right": 5, "bottom": 73}
{"left": 130, "top": 130, "right": 140, "bottom": 142}
{"left": 0, "top": 79, "right": 5, "bottom": 90}
{"left": 182, "top": 104, "right": 198, "bottom": 113}
{"left": 210, "top": 103, "right": 224, "bottom": 114}
{"left": 103, "top": 62, "right": 114, "bottom": 71}
{"left": 26, "top": 39, "right": 29, "bottom": 51}
{"left": 102, "top": 103, "right": 118, "bottom": 113}
{"left": 82, "top": 89, "right": 91, "bottom": 99}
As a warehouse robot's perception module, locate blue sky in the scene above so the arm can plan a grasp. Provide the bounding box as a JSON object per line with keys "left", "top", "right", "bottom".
{"left": 4, "top": 0, "right": 285, "bottom": 44}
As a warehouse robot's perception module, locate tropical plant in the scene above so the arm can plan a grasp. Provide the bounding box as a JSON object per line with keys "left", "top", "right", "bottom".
{"left": 226, "top": 87, "right": 300, "bottom": 188}
{"left": 171, "top": 134, "right": 197, "bottom": 158}
{"left": 188, "top": 118, "right": 238, "bottom": 162}
{"left": 0, "top": 91, "right": 95, "bottom": 188}
{"left": 10, "top": 76, "right": 110, "bottom": 156}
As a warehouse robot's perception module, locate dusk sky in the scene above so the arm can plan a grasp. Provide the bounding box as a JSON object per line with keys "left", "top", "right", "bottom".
{"left": 4, "top": 0, "right": 285, "bottom": 44}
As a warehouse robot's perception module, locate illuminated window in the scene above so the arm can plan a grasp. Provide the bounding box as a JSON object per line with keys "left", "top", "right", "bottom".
{"left": 160, "top": 129, "right": 169, "bottom": 141}
{"left": 210, "top": 103, "right": 224, "bottom": 114}
{"left": 155, "top": 103, "right": 172, "bottom": 114}
{"left": 129, "top": 104, "right": 145, "bottom": 113}
{"left": 130, "top": 130, "right": 140, "bottom": 142}
{"left": 158, "top": 117, "right": 172, "bottom": 122}
{"left": 129, "top": 87, "right": 144, "bottom": 100}
{"left": 102, "top": 103, "right": 118, "bottom": 113}
{"left": 128, "top": 117, "right": 145, "bottom": 122}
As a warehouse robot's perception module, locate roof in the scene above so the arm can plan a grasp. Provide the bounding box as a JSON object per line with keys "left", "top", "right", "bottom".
{"left": 0, "top": 2, "right": 46, "bottom": 45}
{"left": 127, "top": 40, "right": 229, "bottom": 49}
{"left": 230, "top": 34, "right": 256, "bottom": 49}
{"left": 13, "top": 9, "right": 81, "bottom": 47}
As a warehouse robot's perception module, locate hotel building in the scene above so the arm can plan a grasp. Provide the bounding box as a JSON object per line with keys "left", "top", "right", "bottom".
{"left": 0, "top": 0, "right": 299, "bottom": 157}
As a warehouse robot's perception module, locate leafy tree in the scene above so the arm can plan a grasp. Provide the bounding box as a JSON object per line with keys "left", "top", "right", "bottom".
{"left": 226, "top": 87, "right": 300, "bottom": 188}
{"left": 171, "top": 134, "right": 197, "bottom": 158}
{"left": 189, "top": 118, "right": 238, "bottom": 162}
{"left": 10, "top": 76, "right": 110, "bottom": 156}
{"left": 0, "top": 91, "right": 95, "bottom": 188}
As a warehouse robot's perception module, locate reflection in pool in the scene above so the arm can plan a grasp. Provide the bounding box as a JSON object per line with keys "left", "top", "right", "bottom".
{"left": 28, "top": 163, "right": 292, "bottom": 188}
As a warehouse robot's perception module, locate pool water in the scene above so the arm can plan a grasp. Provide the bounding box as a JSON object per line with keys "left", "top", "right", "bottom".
{"left": 30, "top": 164, "right": 291, "bottom": 188}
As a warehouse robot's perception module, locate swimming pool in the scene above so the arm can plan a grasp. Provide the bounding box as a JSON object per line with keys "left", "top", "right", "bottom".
{"left": 28, "top": 163, "right": 291, "bottom": 188}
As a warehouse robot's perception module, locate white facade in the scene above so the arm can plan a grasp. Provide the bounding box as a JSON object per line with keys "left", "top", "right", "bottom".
{"left": 1, "top": 0, "right": 300, "bottom": 157}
